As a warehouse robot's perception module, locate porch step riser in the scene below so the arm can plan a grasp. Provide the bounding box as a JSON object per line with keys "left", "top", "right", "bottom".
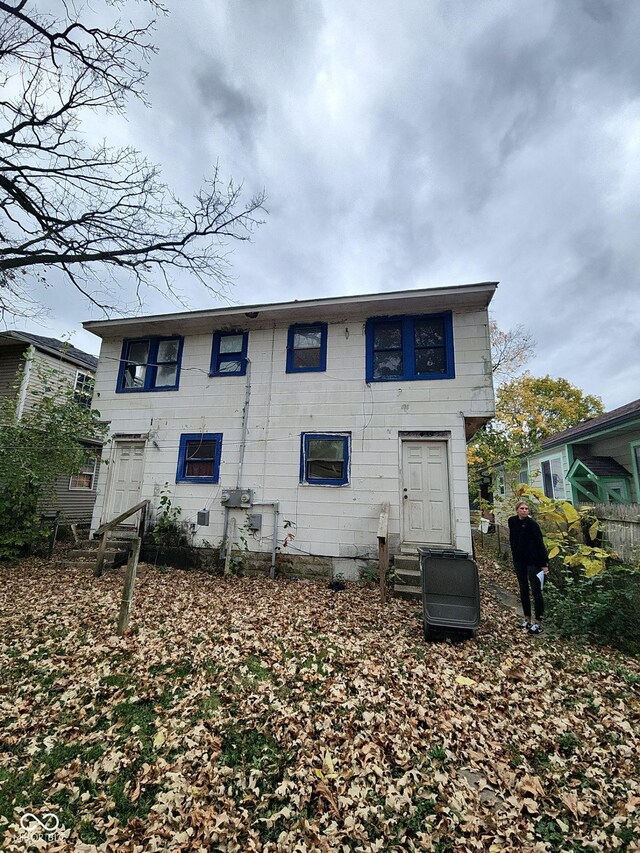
{"left": 393, "top": 584, "right": 421, "bottom": 600}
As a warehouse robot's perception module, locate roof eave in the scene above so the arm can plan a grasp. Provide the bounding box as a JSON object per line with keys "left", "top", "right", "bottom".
{"left": 0, "top": 331, "right": 97, "bottom": 371}
{"left": 83, "top": 282, "right": 499, "bottom": 339}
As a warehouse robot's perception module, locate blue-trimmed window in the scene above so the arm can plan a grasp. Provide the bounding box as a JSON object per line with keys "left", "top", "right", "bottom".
{"left": 210, "top": 330, "right": 248, "bottom": 376}
{"left": 117, "top": 336, "right": 183, "bottom": 392}
{"left": 286, "top": 323, "right": 327, "bottom": 373}
{"left": 176, "top": 433, "right": 222, "bottom": 483}
{"left": 300, "top": 432, "right": 350, "bottom": 486}
{"left": 365, "top": 313, "right": 454, "bottom": 382}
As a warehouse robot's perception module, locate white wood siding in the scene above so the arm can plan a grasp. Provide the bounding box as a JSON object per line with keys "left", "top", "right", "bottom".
{"left": 23, "top": 350, "right": 79, "bottom": 411}
{"left": 90, "top": 308, "right": 494, "bottom": 559}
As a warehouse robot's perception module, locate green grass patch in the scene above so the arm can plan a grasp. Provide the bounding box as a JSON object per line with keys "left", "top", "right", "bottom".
{"left": 0, "top": 744, "right": 104, "bottom": 833}
{"left": 78, "top": 818, "right": 106, "bottom": 845}
{"left": 108, "top": 768, "right": 162, "bottom": 825}
{"left": 535, "top": 816, "right": 566, "bottom": 847}
{"left": 198, "top": 691, "right": 221, "bottom": 718}
{"left": 40, "top": 742, "right": 104, "bottom": 772}
{"left": 0, "top": 766, "right": 44, "bottom": 825}
{"left": 111, "top": 699, "right": 155, "bottom": 730}
{"left": 148, "top": 659, "right": 194, "bottom": 680}
{"left": 557, "top": 732, "right": 581, "bottom": 756}
{"left": 218, "top": 722, "right": 294, "bottom": 797}
{"left": 219, "top": 725, "right": 282, "bottom": 770}
{"left": 99, "top": 674, "right": 132, "bottom": 689}
{"left": 615, "top": 666, "right": 640, "bottom": 685}
{"left": 427, "top": 745, "right": 446, "bottom": 761}
{"left": 243, "top": 655, "right": 272, "bottom": 681}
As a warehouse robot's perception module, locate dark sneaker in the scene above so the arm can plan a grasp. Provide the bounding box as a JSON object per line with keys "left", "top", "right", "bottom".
{"left": 519, "top": 618, "right": 532, "bottom": 629}
{"left": 529, "top": 623, "right": 543, "bottom": 635}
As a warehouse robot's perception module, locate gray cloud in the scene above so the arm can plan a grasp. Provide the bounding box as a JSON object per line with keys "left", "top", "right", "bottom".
{"left": 14, "top": 0, "right": 640, "bottom": 409}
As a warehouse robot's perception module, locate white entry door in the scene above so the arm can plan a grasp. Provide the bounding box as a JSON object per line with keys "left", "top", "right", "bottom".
{"left": 402, "top": 440, "right": 451, "bottom": 545}
{"left": 105, "top": 441, "right": 145, "bottom": 524}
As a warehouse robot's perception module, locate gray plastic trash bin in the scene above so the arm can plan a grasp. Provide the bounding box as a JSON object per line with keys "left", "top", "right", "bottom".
{"left": 419, "top": 547, "right": 480, "bottom": 640}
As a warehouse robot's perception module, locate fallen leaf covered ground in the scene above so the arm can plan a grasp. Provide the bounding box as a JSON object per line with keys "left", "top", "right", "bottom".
{"left": 0, "top": 555, "right": 638, "bottom": 852}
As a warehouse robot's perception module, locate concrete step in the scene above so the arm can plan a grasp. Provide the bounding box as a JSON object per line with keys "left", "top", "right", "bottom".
{"left": 394, "top": 567, "right": 420, "bottom": 584}
{"left": 393, "top": 583, "right": 421, "bottom": 600}
{"left": 394, "top": 554, "right": 419, "bottom": 570}
{"left": 393, "top": 553, "right": 421, "bottom": 599}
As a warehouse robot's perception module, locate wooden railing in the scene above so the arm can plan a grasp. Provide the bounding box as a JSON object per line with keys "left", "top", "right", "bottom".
{"left": 377, "top": 502, "right": 390, "bottom": 604}
{"left": 93, "top": 499, "right": 149, "bottom": 577}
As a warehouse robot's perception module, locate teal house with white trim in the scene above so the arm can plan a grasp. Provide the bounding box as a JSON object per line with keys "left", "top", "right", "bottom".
{"left": 494, "top": 399, "right": 640, "bottom": 506}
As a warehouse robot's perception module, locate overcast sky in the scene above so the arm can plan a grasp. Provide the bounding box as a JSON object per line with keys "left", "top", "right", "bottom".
{"left": 16, "top": 0, "right": 640, "bottom": 410}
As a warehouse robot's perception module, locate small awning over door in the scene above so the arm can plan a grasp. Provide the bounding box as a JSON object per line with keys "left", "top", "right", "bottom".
{"left": 566, "top": 456, "right": 632, "bottom": 504}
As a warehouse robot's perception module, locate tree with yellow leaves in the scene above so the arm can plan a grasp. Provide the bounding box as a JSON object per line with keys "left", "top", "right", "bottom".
{"left": 494, "top": 374, "right": 604, "bottom": 450}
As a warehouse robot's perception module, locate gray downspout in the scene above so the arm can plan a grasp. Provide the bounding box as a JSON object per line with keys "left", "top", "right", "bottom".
{"left": 222, "top": 358, "right": 252, "bottom": 560}
{"left": 236, "top": 358, "right": 252, "bottom": 489}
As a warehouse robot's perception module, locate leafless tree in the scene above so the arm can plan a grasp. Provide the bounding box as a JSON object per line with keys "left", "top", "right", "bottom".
{"left": 489, "top": 320, "right": 536, "bottom": 383}
{"left": 0, "top": 0, "right": 265, "bottom": 318}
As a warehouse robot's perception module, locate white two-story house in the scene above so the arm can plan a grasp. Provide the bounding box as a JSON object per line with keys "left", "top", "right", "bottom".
{"left": 85, "top": 284, "right": 497, "bottom": 577}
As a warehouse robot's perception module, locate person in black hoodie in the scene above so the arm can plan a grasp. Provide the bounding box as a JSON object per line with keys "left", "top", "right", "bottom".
{"left": 508, "top": 500, "right": 549, "bottom": 635}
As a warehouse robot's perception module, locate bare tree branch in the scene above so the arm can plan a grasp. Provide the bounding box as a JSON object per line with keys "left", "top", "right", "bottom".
{"left": 489, "top": 320, "right": 536, "bottom": 383}
{"left": 0, "top": 0, "right": 265, "bottom": 317}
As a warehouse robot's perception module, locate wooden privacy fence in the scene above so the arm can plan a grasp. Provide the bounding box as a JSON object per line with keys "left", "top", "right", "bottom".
{"left": 474, "top": 506, "right": 640, "bottom": 567}
{"left": 592, "top": 504, "right": 640, "bottom": 566}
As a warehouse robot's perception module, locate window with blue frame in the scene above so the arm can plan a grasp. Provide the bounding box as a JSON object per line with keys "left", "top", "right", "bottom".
{"left": 286, "top": 323, "right": 327, "bottom": 373}
{"left": 300, "top": 432, "right": 350, "bottom": 486}
{"left": 117, "top": 336, "right": 183, "bottom": 391}
{"left": 365, "top": 313, "right": 454, "bottom": 382}
{"left": 210, "top": 330, "right": 248, "bottom": 376}
{"left": 176, "top": 433, "right": 222, "bottom": 483}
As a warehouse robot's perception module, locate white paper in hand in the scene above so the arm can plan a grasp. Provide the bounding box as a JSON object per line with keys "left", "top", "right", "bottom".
{"left": 537, "top": 570, "right": 545, "bottom": 588}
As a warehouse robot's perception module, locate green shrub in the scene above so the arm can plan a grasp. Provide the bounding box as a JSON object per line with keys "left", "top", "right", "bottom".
{"left": 546, "top": 564, "right": 640, "bottom": 656}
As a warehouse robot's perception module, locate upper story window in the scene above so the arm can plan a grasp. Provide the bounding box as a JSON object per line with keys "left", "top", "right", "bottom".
{"left": 210, "top": 331, "right": 248, "bottom": 376}
{"left": 286, "top": 323, "right": 327, "bottom": 373}
{"left": 74, "top": 370, "right": 94, "bottom": 407}
{"left": 117, "top": 336, "right": 183, "bottom": 392}
{"left": 300, "top": 432, "right": 350, "bottom": 486}
{"left": 176, "top": 433, "right": 222, "bottom": 483}
{"left": 365, "top": 312, "right": 454, "bottom": 382}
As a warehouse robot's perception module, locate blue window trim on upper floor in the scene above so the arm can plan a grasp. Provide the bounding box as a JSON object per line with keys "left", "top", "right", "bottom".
{"left": 210, "top": 330, "right": 248, "bottom": 377}
{"left": 365, "top": 312, "right": 455, "bottom": 382}
{"left": 286, "top": 322, "right": 328, "bottom": 373}
{"left": 299, "top": 432, "right": 351, "bottom": 486}
{"left": 116, "top": 336, "right": 184, "bottom": 392}
{"left": 176, "top": 433, "right": 223, "bottom": 484}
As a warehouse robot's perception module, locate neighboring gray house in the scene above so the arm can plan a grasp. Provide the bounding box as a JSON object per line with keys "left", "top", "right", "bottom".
{"left": 0, "top": 331, "right": 100, "bottom": 523}
{"left": 491, "top": 398, "right": 640, "bottom": 507}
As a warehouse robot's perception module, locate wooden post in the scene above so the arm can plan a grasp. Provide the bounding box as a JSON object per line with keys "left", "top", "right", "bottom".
{"left": 117, "top": 537, "right": 141, "bottom": 637}
{"left": 377, "top": 502, "right": 390, "bottom": 605}
{"left": 48, "top": 512, "right": 60, "bottom": 559}
{"left": 94, "top": 531, "right": 107, "bottom": 577}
